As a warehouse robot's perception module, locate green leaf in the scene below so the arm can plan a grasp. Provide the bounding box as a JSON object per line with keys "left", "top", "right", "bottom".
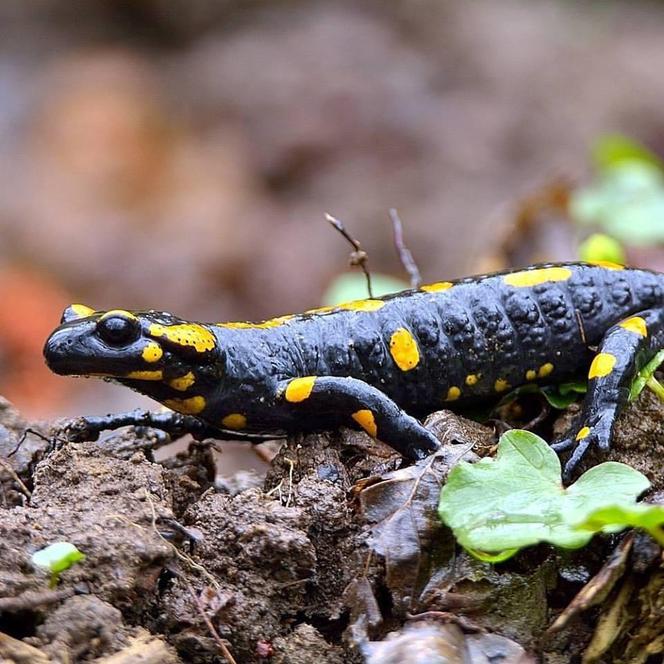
{"left": 578, "top": 233, "right": 626, "bottom": 265}
{"left": 322, "top": 273, "right": 409, "bottom": 306}
{"left": 575, "top": 503, "right": 664, "bottom": 547}
{"left": 591, "top": 134, "right": 663, "bottom": 173}
{"left": 438, "top": 430, "right": 650, "bottom": 560}
{"left": 570, "top": 161, "right": 664, "bottom": 246}
{"left": 629, "top": 349, "right": 664, "bottom": 402}
{"left": 32, "top": 542, "right": 85, "bottom": 574}
{"left": 541, "top": 381, "right": 587, "bottom": 409}
{"left": 496, "top": 382, "right": 586, "bottom": 411}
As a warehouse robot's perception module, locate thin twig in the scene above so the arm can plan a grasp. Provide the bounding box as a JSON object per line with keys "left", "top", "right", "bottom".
{"left": 325, "top": 213, "right": 373, "bottom": 298}
{"left": 285, "top": 458, "right": 294, "bottom": 508}
{"left": 8, "top": 427, "right": 50, "bottom": 458}
{"left": 521, "top": 396, "right": 550, "bottom": 431}
{"left": 0, "top": 458, "right": 31, "bottom": 500}
{"left": 575, "top": 309, "right": 587, "bottom": 346}
{"left": 184, "top": 579, "right": 238, "bottom": 664}
{"left": 389, "top": 209, "right": 421, "bottom": 288}
{"left": 142, "top": 489, "right": 220, "bottom": 590}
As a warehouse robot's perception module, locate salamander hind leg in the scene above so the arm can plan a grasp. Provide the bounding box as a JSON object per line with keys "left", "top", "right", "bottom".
{"left": 553, "top": 309, "right": 664, "bottom": 481}
{"left": 277, "top": 376, "right": 441, "bottom": 460}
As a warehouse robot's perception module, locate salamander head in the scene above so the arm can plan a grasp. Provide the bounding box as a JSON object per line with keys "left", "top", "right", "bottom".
{"left": 44, "top": 305, "right": 222, "bottom": 407}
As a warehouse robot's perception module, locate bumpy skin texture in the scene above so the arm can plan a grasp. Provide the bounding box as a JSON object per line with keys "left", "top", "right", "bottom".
{"left": 43, "top": 263, "right": 664, "bottom": 473}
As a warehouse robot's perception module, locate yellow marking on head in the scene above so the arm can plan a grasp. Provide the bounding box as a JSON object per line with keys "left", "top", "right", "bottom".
{"left": 285, "top": 376, "right": 317, "bottom": 403}
{"left": 142, "top": 341, "right": 163, "bottom": 363}
{"left": 494, "top": 378, "right": 510, "bottom": 392}
{"left": 588, "top": 352, "right": 616, "bottom": 379}
{"left": 421, "top": 281, "right": 453, "bottom": 293}
{"left": 217, "top": 315, "right": 294, "bottom": 329}
{"left": 126, "top": 370, "right": 163, "bottom": 381}
{"left": 168, "top": 372, "right": 196, "bottom": 391}
{"left": 538, "top": 362, "right": 554, "bottom": 378}
{"left": 525, "top": 369, "right": 537, "bottom": 381}
{"left": 576, "top": 426, "right": 591, "bottom": 441}
{"left": 503, "top": 267, "right": 572, "bottom": 288}
{"left": 222, "top": 413, "right": 247, "bottom": 430}
{"left": 589, "top": 260, "right": 624, "bottom": 270}
{"left": 100, "top": 309, "right": 138, "bottom": 322}
{"left": 149, "top": 323, "right": 216, "bottom": 353}
{"left": 71, "top": 304, "right": 95, "bottom": 318}
{"left": 465, "top": 373, "right": 479, "bottom": 386}
{"left": 352, "top": 409, "right": 377, "bottom": 438}
{"left": 389, "top": 328, "right": 420, "bottom": 372}
{"left": 164, "top": 395, "right": 206, "bottom": 415}
{"left": 619, "top": 316, "right": 647, "bottom": 337}
{"left": 445, "top": 386, "right": 461, "bottom": 401}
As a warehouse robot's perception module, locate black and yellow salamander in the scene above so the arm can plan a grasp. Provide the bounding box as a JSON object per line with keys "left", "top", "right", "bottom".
{"left": 43, "top": 262, "right": 664, "bottom": 478}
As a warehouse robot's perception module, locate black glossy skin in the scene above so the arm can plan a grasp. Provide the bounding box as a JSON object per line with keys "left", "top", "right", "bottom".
{"left": 43, "top": 262, "right": 664, "bottom": 474}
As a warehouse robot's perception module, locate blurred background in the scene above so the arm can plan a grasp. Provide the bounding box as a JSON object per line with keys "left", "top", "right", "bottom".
{"left": 2, "top": 0, "right": 664, "bottom": 420}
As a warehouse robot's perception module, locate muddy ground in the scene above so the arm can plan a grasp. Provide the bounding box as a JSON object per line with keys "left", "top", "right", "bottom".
{"left": 0, "top": 391, "right": 662, "bottom": 663}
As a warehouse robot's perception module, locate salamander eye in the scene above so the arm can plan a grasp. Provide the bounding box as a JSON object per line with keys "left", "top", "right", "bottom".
{"left": 97, "top": 315, "right": 140, "bottom": 346}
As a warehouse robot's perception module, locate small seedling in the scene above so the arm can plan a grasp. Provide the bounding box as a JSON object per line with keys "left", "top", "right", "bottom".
{"left": 31, "top": 542, "right": 85, "bottom": 587}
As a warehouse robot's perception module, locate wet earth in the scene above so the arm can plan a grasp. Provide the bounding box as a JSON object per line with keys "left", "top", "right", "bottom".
{"left": 0, "top": 391, "right": 662, "bottom": 663}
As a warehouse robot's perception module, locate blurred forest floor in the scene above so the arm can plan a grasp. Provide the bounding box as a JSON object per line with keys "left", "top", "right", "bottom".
{"left": 2, "top": 0, "right": 664, "bottom": 416}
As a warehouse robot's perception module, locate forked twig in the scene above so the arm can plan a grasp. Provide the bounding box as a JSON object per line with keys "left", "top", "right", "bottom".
{"left": 325, "top": 213, "right": 373, "bottom": 298}
{"left": 389, "top": 209, "right": 421, "bottom": 288}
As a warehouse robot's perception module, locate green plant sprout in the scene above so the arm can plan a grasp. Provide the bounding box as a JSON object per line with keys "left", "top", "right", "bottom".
{"left": 31, "top": 542, "right": 85, "bottom": 588}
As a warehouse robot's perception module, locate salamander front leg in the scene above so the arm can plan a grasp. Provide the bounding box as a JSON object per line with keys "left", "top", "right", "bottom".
{"left": 552, "top": 309, "right": 664, "bottom": 480}
{"left": 277, "top": 376, "right": 441, "bottom": 460}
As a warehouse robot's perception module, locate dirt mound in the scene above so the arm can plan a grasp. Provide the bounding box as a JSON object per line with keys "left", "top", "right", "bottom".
{"left": 0, "top": 396, "right": 662, "bottom": 662}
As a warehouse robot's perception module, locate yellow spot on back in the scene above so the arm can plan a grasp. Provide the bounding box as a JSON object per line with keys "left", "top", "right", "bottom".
{"left": 305, "top": 305, "right": 335, "bottom": 314}
{"left": 338, "top": 299, "right": 385, "bottom": 312}
{"left": 588, "top": 352, "right": 616, "bottom": 379}
{"left": 525, "top": 369, "right": 537, "bottom": 381}
{"left": 168, "top": 372, "right": 196, "bottom": 391}
{"left": 421, "top": 281, "right": 453, "bottom": 293}
{"left": 222, "top": 413, "right": 247, "bottom": 430}
{"left": 164, "top": 395, "right": 206, "bottom": 415}
{"left": 445, "top": 386, "right": 461, "bottom": 401}
{"left": 503, "top": 267, "right": 572, "bottom": 288}
{"left": 352, "top": 409, "right": 377, "bottom": 437}
{"left": 100, "top": 309, "right": 138, "bottom": 322}
{"left": 71, "top": 304, "right": 95, "bottom": 318}
{"left": 142, "top": 342, "right": 163, "bottom": 363}
{"left": 576, "top": 426, "right": 591, "bottom": 441}
{"left": 305, "top": 300, "right": 386, "bottom": 315}
{"left": 589, "top": 260, "right": 624, "bottom": 270}
{"left": 465, "top": 374, "right": 479, "bottom": 386}
{"left": 217, "top": 315, "right": 294, "bottom": 329}
{"left": 538, "top": 362, "right": 554, "bottom": 378}
{"left": 389, "top": 328, "right": 420, "bottom": 371}
{"left": 126, "top": 370, "right": 163, "bottom": 381}
{"left": 619, "top": 316, "right": 647, "bottom": 337}
{"left": 285, "top": 376, "right": 316, "bottom": 403}
{"left": 494, "top": 378, "right": 510, "bottom": 392}
{"left": 149, "top": 323, "right": 216, "bottom": 352}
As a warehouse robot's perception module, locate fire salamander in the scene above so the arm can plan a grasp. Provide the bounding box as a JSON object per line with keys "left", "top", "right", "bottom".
{"left": 43, "top": 262, "right": 664, "bottom": 478}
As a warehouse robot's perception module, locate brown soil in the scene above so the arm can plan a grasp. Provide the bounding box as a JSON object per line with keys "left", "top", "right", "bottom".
{"left": 0, "top": 393, "right": 662, "bottom": 663}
